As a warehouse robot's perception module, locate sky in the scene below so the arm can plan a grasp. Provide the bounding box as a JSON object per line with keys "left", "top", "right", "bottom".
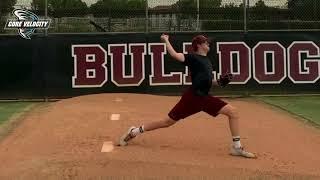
{"left": 16, "top": 0, "right": 288, "bottom": 8}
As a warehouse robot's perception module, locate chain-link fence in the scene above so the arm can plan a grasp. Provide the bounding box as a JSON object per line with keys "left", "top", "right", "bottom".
{"left": 1, "top": 0, "right": 320, "bottom": 34}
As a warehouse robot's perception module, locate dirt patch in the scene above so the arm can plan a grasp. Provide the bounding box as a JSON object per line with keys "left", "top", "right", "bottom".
{"left": 0, "top": 94, "right": 319, "bottom": 179}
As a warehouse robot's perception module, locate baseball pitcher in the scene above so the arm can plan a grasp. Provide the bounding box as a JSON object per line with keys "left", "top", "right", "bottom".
{"left": 119, "top": 34, "right": 256, "bottom": 158}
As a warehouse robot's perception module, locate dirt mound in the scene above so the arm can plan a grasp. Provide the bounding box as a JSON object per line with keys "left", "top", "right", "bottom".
{"left": 0, "top": 93, "right": 320, "bottom": 179}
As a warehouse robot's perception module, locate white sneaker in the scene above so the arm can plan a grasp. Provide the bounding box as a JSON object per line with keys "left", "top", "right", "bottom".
{"left": 230, "top": 146, "right": 257, "bottom": 158}
{"left": 119, "top": 126, "right": 136, "bottom": 146}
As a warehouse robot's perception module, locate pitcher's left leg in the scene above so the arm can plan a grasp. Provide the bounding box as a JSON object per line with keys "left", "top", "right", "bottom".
{"left": 203, "top": 96, "right": 256, "bottom": 158}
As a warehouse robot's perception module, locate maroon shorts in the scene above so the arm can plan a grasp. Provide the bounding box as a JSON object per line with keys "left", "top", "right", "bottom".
{"left": 168, "top": 88, "right": 227, "bottom": 121}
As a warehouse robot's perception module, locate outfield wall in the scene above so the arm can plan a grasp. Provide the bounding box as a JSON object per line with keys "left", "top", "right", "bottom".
{"left": 0, "top": 32, "right": 319, "bottom": 99}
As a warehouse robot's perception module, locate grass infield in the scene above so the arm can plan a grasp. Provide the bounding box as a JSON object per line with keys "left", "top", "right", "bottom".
{"left": 257, "top": 96, "right": 320, "bottom": 126}
{"left": 0, "top": 102, "right": 35, "bottom": 125}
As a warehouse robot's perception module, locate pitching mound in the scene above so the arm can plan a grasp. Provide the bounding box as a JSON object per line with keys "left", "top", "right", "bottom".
{"left": 0, "top": 93, "right": 320, "bottom": 179}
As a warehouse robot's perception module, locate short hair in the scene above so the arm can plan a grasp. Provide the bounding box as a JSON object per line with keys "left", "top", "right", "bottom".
{"left": 191, "top": 35, "right": 210, "bottom": 51}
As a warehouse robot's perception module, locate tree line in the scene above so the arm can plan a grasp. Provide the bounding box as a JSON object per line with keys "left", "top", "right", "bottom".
{"left": 0, "top": 0, "right": 319, "bottom": 32}
{"left": 0, "top": 0, "right": 318, "bottom": 19}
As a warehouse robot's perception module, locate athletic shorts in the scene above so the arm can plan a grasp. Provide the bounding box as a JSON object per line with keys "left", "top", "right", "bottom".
{"left": 168, "top": 88, "right": 227, "bottom": 121}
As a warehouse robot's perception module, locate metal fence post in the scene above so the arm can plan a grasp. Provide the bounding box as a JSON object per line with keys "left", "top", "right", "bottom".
{"left": 145, "top": 0, "right": 149, "bottom": 33}
{"left": 243, "top": 0, "right": 247, "bottom": 33}
{"left": 196, "top": 0, "right": 200, "bottom": 31}
{"left": 45, "top": 0, "right": 48, "bottom": 36}
{"left": 314, "top": 0, "right": 317, "bottom": 21}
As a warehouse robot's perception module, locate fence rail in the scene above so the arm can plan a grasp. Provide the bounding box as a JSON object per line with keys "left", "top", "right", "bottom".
{"left": 1, "top": 0, "right": 320, "bottom": 34}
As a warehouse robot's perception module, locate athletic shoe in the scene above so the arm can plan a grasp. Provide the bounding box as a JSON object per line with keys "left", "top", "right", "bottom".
{"left": 230, "top": 146, "right": 257, "bottom": 158}
{"left": 119, "top": 126, "right": 136, "bottom": 146}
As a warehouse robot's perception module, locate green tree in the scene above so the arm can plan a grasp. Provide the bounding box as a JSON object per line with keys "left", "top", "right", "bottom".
{"left": 173, "top": 0, "right": 196, "bottom": 12}
{"left": 221, "top": 2, "right": 242, "bottom": 20}
{"left": 287, "top": 0, "right": 303, "bottom": 9}
{"left": 0, "top": 0, "right": 17, "bottom": 33}
{"left": 250, "top": 0, "right": 271, "bottom": 20}
{"left": 287, "top": 0, "right": 320, "bottom": 20}
{"left": 31, "top": 0, "right": 45, "bottom": 11}
{"left": 173, "top": 0, "right": 223, "bottom": 31}
{"left": 173, "top": 0, "right": 222, "bottom": 22}
{"left": 255, "top": 0, "right": 267, "bottom": 8}
{"left": 248, "top": 0, "right": 291, "bottom": 30}
{"left": 32, "top": 0, "right": 88, "bottom": 17}
{"left": 0, "top": 0, "right": 16, "bottom": 13}
{"left": 200, "top": 0, "right": 221, "bottom": 9}
{"left": 127, "top": 0, "right": 146, "bottom": 9}
{"left": 223, "top": 3, "right": 237, "bottom": 8}
{"left": 173, "top": 0, "right": 222, "bottom": 12}
{"left": 89, "top": 0, "right": 146, "bottom": 32}
{"left": 90, "top": 0, "right": 146, "bottom": 17}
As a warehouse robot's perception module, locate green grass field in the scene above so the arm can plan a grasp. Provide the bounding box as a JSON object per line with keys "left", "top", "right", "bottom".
{"left": 257, "top": 96, "right": 320, "bottom": 126}
{"left": 0, "top": 102, "right": 34, "bottom": 125}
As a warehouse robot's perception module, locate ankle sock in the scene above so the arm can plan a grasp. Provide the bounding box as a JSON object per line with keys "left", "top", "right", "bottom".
{"left": 232, "top": 136, "right": 241, "bottom": 148}
{"left": 131, "top": 126, "right": 144, "bottom": 136}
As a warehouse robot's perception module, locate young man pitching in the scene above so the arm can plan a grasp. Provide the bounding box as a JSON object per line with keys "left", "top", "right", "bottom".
{"left": 119, "top": 34, "right": 256, "bottom": 158}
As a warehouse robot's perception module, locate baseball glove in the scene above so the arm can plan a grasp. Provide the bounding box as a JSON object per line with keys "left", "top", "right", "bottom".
{"left": 217, "top": 73, "right": 233, "bottom": 87}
